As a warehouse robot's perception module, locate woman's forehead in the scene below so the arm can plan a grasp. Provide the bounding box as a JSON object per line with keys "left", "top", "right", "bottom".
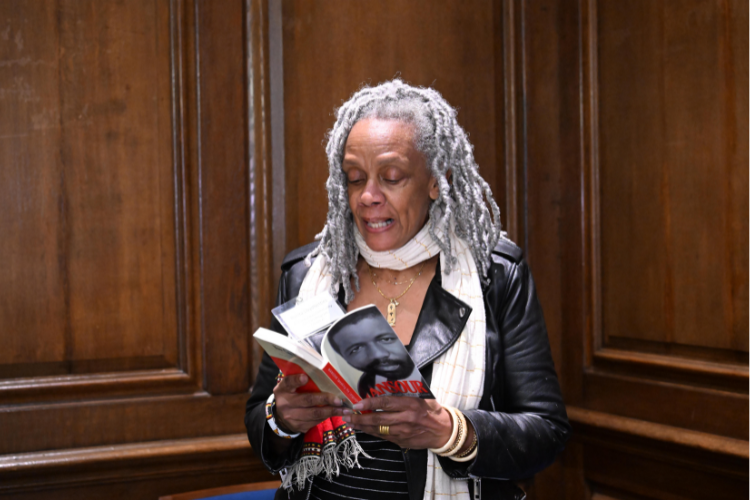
{"left": 346, "top": 118, "right": 417, "bottom": 150}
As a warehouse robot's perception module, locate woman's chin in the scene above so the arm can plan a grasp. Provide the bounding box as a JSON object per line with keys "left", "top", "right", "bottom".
{"left": 363, "top": 236, "right": 398, "bottom": 252}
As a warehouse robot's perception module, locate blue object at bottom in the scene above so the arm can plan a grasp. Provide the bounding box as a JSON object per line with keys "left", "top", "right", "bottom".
{"left": 202, "top": 489, "right": 276, "bottom": 500}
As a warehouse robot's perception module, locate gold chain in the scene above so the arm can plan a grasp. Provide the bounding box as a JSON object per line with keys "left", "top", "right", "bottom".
{"left": 367, "top": 262, "right": 426, "bottom": 326}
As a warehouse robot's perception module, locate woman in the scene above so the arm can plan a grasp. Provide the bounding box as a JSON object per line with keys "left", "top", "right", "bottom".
{"left": 245, "top": 80, "right": 570, "bottom": 500}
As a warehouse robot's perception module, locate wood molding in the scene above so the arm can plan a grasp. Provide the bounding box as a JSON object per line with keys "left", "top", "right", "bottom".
{"left": 0, "top": 434, "right": 273, "bottom": 494}
{"left": 567, "top": 406, "right": 748, "bottom": 459}
{"left": 568, "top": 405, "right": 748, "bottom": 498}
{"left": 247, "top": 0, "right": 277, "bottom": 384}
{"left": 592, "top": 348, "right": 748, "bottom": 393}
{"left": 0, "top": 369, "right": 196, "bottom": 405}
{"left": 499, "top": 0, "right": 526, "bottom": 246}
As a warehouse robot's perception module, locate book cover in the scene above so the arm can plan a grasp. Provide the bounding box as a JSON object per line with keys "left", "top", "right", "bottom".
{"left": 253, "top": 304, "right": 433, "bottom": 405}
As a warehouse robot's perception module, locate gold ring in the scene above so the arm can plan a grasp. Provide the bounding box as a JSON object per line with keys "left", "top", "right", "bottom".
{"left": 379, "top": 425, "right": 390, "bottom": 436}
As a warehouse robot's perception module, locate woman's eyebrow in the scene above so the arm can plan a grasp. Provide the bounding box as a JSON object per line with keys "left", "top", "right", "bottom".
{"left": 341, "top": 158, "right": 361, "bottom": 168}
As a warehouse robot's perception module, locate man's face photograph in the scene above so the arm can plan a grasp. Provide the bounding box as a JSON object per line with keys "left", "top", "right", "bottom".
{"left": 329, "top": 315, "right": 414, "bottom": 380}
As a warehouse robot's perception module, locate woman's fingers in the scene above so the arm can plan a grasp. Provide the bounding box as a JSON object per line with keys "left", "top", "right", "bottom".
{"left": 275, "top": 375, "right": 343, "bottom": 407}
{"left": 272, "top": 375, "right": 346, "bottom": 433}
{"left": 342, "top": 397, "right": 453, "bottom": 449}
{"left": 275, "top": 373, "right": 308, "bottom": 393}
{"left": 285, "top": 405, "right": 346, "bottom": 424}
{"left": 343, "top": 409, "right": 412, "bottom": 428}
{"left": 353, "top": 396, "right": 416, "bottom": 413}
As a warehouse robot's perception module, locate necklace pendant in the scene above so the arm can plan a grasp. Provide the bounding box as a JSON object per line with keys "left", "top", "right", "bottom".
{"left": 387, "top": 300, "right": 398, "bottom": 326}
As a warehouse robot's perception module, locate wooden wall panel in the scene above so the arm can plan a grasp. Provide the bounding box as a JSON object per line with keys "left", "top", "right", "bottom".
{"left": 0, "top": 0, "right": 197, "bottom": 406}
{"left": 197, "top": 0, "right": 251, "bottom": 395}
{"left": 281, "top": 0, "right": 502, "bottom": 252}
{"left": 0, "top": 0, "right": 177, "bottom": 376}
{"left": 0, "top": 0, "right": 275, "bottom": 497}
{"left": 598, "top": 0, "right": 749, "bottom": 355}
{"left": 519, "top": 0, "right": 749, "bottom": 498}
{"left": 583, "top": 0, "right": 748, "bottom": 433}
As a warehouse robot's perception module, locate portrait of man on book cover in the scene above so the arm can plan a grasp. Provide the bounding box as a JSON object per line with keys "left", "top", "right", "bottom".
{"left": 321, "top": 306, "right": 433, "bottom": 400}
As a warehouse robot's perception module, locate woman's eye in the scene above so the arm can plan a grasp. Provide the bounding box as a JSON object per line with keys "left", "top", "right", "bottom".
{"left": 383, "top": 177, "right": 402, "bottom": 185}
{"left": 347, "top": 177, "right": 364, "bottom": 185}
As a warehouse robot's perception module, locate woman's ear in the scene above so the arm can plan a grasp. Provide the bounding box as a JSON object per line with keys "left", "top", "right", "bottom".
{"left": 429, "top": 170, "right": 451, "bottom": 200}
{"left": 429, "top": 176, "right": 440, "bottom": 200}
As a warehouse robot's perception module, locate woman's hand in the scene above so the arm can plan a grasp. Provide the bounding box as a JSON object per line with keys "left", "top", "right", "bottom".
{"left": 273, "top": 374, "right": 345, "bottom": 435}
{"left": 342, "top": 396, "right": 472, "bottom": 451}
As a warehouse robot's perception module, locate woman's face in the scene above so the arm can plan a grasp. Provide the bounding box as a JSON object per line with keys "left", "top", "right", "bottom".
{"left": 342, "top": 118, "right": 439, "bottom": 252}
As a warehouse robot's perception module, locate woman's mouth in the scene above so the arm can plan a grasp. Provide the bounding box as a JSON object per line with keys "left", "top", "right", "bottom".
{"left": 365, "top": 219, "right": 394, "bottom": 230}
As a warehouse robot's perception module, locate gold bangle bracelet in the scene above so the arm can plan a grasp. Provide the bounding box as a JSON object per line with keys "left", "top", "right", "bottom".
{"left": 453, "top": 433, "right": 478, "bottom": 459}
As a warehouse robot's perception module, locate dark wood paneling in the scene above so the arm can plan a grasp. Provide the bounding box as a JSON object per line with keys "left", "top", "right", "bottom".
{"left": 197, "top": 0, "right": 251, "bottom": 395}
{"left": 569, "top": 407, "right": 748, "bottom": 499}
{"left": 0, "top": 435, "right": 274, "bottom": 499}
{"left": 582, "top": 0, "right": 748, "bottom": 413}
{"left": 520, "top": 0, "right": 748, "bottom": 498}
{"left": 281, "top": 0, "right": 501, "bottom": 252}
{"left": 0, "top": 394, "right": 247, "bottom": 455}
{"left": 248, "top": 0, "right": 277, "bottom": 383}
{"left": 0, "top": 0, "right": 275, "bottom": 497}
{"left": 598, "top": 0, "right": 749, "bottom": 354}
{"left": 0, "top": 0, "right": 177, "bottom": 375}
{"left": 0, "top": 0, "right": 200, "bottom": 405}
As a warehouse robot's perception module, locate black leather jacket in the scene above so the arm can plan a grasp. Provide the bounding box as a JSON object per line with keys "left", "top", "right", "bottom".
{"left": 245, "top": 240, "right": 571, "bottom": 500}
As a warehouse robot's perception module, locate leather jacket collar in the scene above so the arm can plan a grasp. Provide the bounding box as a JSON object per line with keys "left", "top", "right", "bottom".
{"left": 337, "top": 262, "right": 471, "bottom": 374}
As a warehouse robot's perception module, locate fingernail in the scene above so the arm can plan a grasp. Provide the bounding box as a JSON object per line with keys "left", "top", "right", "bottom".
{"left": 332, "top": 398, "right": 342, "bottom": 406}
{"left": 342, "top": 415, "right": 351, "bottom": 423}
{"left": 299, "top": 375, "right": 308, "bottom": 384}
{"left": 342, "top": 409, "right": 352, "bottom": 415}
{"left": 353, "top": 402, "right": 363, "bottom": 410}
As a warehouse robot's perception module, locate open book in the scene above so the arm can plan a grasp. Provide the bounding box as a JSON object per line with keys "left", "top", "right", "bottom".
{"left": 254, "top": 304, "right": 433, "bottom": 407}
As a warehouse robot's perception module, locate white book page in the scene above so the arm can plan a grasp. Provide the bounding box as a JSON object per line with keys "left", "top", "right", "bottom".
{"left": 273, "top": 292, "right": 345, "bottom": 341}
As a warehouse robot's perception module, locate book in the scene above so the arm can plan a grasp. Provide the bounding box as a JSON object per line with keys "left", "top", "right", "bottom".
{"left": 254, "top": 304, "right": 433, "bottom": 407}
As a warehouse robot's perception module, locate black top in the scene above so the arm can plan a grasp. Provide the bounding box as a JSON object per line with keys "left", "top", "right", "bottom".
{"left": 309, "top": 339, "right": 416, "bottom": 499}
{"left": 309, "top": 431, "right": 408, "bottom": 499}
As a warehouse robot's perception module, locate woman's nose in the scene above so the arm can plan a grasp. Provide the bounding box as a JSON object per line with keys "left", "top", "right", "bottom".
{"left": 360, "top": 180, "right": 384, "bottom": 206}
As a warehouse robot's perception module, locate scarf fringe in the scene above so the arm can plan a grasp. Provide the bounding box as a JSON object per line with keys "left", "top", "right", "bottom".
{"left": 281, "top": 436, "right": 372, "bottom": 491}
{"left": 336, "top": 435, "right": 372, "bottom": 469}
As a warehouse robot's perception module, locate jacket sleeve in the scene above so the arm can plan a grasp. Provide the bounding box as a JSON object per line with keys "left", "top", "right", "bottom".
{"left": 438, "top": 257, "right": 571, "bottom": 480}
{"left": 244, "top": 269, "right": 306, "bottom": 473}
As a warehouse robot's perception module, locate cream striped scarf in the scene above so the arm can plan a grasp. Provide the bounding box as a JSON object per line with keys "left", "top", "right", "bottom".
{"left": 299, "top": 221, "right": 486, "bottom": 500}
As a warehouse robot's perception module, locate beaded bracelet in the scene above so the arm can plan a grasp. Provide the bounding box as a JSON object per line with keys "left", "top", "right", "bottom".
{"left": 265, "top": 394, "right": 301, "bottom": 439}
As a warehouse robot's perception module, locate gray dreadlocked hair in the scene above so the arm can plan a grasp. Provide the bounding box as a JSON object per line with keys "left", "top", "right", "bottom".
{"left": 305, "top": 79, "right": 504, "bottom": 303}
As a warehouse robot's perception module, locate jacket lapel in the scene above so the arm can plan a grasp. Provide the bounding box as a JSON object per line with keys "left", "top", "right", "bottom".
{"left": 410, "top": 270, "right": 472, "bottom": 369}
{"left": 336, "top": 264, "right": 472, "bottom": 370}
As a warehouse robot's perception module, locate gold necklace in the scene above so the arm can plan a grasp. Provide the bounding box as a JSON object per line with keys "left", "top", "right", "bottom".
{"left": 367, "top": 262, "right": 426, "bottom": 327}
